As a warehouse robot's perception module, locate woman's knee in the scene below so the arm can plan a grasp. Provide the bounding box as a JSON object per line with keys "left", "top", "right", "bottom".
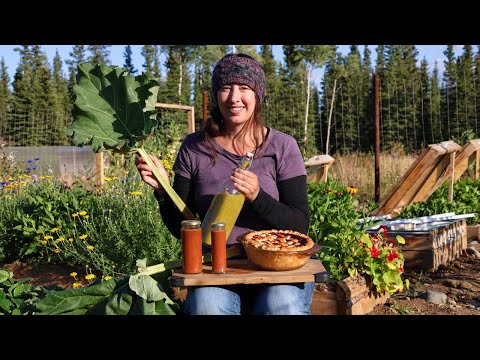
{"left": 184, "top": 286, "right": 241, "bottom": 315}
{"left": 252, "top": 282, "right": 315, "bottom": 315}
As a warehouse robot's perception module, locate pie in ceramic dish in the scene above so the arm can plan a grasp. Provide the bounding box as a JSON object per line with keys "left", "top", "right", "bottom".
{"left": 242, "top": 229, "right": 315, "bottom": 252}
{"left": 237, "top": 230, "right": 320, "bottom": 271}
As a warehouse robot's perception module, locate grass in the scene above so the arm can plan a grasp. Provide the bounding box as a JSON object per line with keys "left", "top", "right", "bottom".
{"left": 327, "top": 149, "right": 417, "bottom": 203}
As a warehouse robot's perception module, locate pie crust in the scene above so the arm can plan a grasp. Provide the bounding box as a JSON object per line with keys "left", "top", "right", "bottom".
{"left": 242, "top": 229, "right": 315, "bottom": 252}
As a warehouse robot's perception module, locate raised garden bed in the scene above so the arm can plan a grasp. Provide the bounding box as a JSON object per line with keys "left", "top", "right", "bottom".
{"left": 310, "top": 276, "right": 390, "bottom": 315}
{"left": 367, "top": 218, "right": 468, "bottom": 272}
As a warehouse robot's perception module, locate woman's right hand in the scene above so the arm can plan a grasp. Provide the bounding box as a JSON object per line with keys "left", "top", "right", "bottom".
{"left": 135, "top": 154, "right": 169, "bottom": 193}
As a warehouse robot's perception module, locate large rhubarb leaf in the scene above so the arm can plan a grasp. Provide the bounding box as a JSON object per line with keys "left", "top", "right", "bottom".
{"left": 66, "top": 63, "right": 160, "bottom": 153}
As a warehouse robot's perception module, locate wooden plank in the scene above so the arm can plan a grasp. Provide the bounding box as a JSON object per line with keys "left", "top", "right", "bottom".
{"left": 399, "top": 142, "right": 461, "bottom": 208}
{"left": 408, "top": 152, "right": 455, "bottom": 204}
{"left": 400, "top": 223, "right": 466, "bottom": 272}
{"left": 453, "top": 139, "right": 480, "bottom": 181}
{"left": 374, "top": 141, "right": 464, "bottom": 216}
{"left": 305, "top": 155, "right": 334, "bottom": 183}
{"left": 169, "top": 259, "right": 328, "bottom": 287}
{"left": 373, "top": 144, "right": 446, "bottom": 215}
{"left": 310, "top": 285, "right": 338, "bottom": 315}
{"left": 335, "top": 276, "right": 390, "bottom": 315}
{"left": 155, "top": 102, "right": 193, "bottom": 111}
{"left": 347, "top": 291, "right": 390, "bottom": 315}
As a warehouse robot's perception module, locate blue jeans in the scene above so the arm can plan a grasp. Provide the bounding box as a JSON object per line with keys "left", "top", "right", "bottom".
{"left": 184, "top": 282, "right": 315, "bottom": 315}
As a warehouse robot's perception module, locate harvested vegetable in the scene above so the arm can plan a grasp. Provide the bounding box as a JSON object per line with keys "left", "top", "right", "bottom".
{"left": 66, "top": 63, "right": 195, "bottom": 219}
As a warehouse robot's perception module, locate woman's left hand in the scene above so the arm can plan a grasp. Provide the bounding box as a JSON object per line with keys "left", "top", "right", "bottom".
{"left": 231, "top": 168, "right": 260, "bottom": 202}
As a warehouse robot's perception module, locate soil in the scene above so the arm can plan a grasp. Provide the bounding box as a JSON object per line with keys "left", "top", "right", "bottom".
{"left": 2, "top": 242, "right": 480, "bottom": 315}
{"left": 367, "top": 241, "right": 480, "bottom": 315}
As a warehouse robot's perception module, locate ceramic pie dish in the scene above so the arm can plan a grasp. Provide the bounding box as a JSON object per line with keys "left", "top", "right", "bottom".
{"left": 237, "top": 230, "right": 321, "bottom": 271}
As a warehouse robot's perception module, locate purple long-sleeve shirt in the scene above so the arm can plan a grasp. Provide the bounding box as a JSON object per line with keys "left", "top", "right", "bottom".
{"left": 172, "top": 128, "right": 307, "bottom": 244}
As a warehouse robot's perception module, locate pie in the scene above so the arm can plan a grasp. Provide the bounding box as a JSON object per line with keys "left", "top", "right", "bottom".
{"left": 241, "top": 229, "right": 315, "bottom": 252}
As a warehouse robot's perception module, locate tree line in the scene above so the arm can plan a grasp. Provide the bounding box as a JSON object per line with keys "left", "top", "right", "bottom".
{"left": 0, "top": 45, "right": 479, "bottom": 157}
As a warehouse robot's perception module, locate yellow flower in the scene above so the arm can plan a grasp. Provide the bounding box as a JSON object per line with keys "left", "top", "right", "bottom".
{"left": 69, "top": 238, "right": 74, "bottom": 242}
{"left": 51, "top": 226, "right": 61, "bottom": 232}
{"left": 73, "top": 282, "right": 82, "bottom": 289}
{"left": 79, "top": 211, "right": 87, "bottom": 216}
{"left": 104, "top": 276, "right": 112, "bottom": 281}
{"left": 83, "top": 215, "right": 89, "bottom": 219}
{"left": 86, "top": 245, "right": 94, "bottom": 251}
{"left": 41, "top": 240, "right": 47, "bottom": 245}
{"left": 79, "top": 234, "right": 88, "bottom": 240}
{"left": 72, "top": 213, "right": 79, "bottom": 218}
{"left": 130, "top": 191, "right": 142, "bottom": 196}
{"left": 346, "top": 186, "right": 358, "bottom": 195}
{"left": 56, "top": 237, "right": 65, "bottom": 242}
{"left": 53, "top": 248, "right": 61, "bottom": 253}
{"left": 44, "top": 235, "right": 53, "bottom": 240}
{"left": 85, "top": 274, "right": 95, "bottom": 280}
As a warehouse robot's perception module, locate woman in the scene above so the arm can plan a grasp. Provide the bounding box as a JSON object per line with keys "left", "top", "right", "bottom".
{"left": 136, "top": 53, "right": 313, "bottom": 315}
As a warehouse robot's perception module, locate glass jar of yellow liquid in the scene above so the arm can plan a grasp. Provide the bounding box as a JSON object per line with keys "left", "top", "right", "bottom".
{"left": 201, "top": 152, "right": 254, "bottom": 245}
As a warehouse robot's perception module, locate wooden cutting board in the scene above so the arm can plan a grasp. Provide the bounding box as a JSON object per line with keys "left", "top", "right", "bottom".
{"left": 169, "top": 259, "right": 329, "bottom": 287}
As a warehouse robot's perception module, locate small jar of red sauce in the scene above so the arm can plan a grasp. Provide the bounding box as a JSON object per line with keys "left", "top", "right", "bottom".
{"left": 181, "top": 219, "right": 202, "bottom": 274}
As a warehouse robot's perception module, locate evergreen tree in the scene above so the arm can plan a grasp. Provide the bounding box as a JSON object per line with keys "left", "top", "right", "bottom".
{"left": 360, "top": 45, "right": 374, "bottom": 152}
{"left": 191, "top": 45, "right": 227, "bottom": 127}
{"left": 51, "top": 50, "right": 71, "bottom": 145}
{"left": 11, "top": 45, "right": 34, "bottom": 145}
{"left": 299, "top": 45, "right": 335, "bottom": 153}
{"left": 419, "top": 58, "right": 432, "bottom": 146}
{"left": 456, "top": 45, "right": 475, "bottom": 141}
{"left": 259, "top": 45, "right": 283, "bottom": 133}
{"left": 475, "top": 46, "right": 480, "bottom": 136}
{"left": 161, "top": 45, "right": 195, "bottom": 105}
{"left": 65, "top": 45, "right": 87, "bottom": 100}
{"left": 431, "top": 61, "right": 442, "bottom": 143}
{"left": 87, "top": 45, "right": 111, "bottom": 65}
{"left": 141, "top": 45, "right": 163, "bottom": 101}
{"left": 123, "top": 45, "right": 137, "bottom": 75}
{"left": 442, "top": 45, "right": 458, "bottom": 140}
{"left": 0, "top": 57, "right": 11, "bottom": 143}
{"left": 30, "top": 45, "right": 54, "bottom": 145}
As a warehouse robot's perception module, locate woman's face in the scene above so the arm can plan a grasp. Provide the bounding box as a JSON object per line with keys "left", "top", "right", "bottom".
{"left": 217, "top": 83, "right": 256, "bottom": 127}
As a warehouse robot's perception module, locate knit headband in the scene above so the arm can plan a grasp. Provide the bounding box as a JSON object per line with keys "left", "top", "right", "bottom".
{"left": 211, "top": 54, "right": 266, "bottom": 105}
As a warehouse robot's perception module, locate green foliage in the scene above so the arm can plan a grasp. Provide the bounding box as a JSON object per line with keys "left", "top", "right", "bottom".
{"left": 67, "top": 63, "right": 160, "bottom": 153}
{"left": 399, "top": 178, "right": 480, "bottom": 225}
{"left": 0, "top": 268, "right": 62, "bottom": 315}
{"left": 34, "top": 266, "right": 179, "bottom": 315}
{"left": 308, "top": 179, "right": 368, "bottom": 243}
{"left": 308, "top": 179, "right": 408, "bottom": 294}
{"left": 9, "top": 179, "right": 89, "bottom": 263}
{"left": 0, "top": 167, "right": 181, "bottom": 275}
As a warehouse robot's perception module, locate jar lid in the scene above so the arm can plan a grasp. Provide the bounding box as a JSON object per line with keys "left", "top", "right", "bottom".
{"left": 181, "top": 219, "right": 201, "bottom": 228}
{"left": 211, "top": 222, "right": 226, "bottom": 230}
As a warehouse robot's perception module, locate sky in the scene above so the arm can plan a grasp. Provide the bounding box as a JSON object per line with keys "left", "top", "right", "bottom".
{"left": 0, "top": 45, "right": 467, "bottom": 88}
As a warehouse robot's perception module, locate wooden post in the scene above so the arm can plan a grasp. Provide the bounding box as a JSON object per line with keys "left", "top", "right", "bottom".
{"left": 374, "top": 74, "right": 381, "bottom": 203}
{"left": 448, "top": 152, "right": 455, "bottom": 202}
{"left": 187, "top": 108, "right": 195, "bottom": 134}
{"left": 476, "top": 150, "right": 479, "bottom": 180}
{"left": 95, "top": 152, "right": 104, "bottom": 187}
